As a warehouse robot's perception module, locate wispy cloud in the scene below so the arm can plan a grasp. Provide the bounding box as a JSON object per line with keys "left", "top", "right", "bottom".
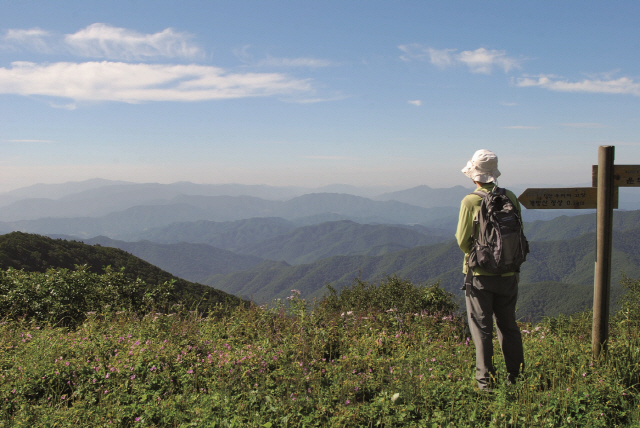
{"left": 258, "top": 56, "right": 333, "bottom": 68}
{"left": 0, "top": 61, "right": 312, "bottom": 103}
{"left": 408, "top": 100, "right": 422, "bottom": 107}
{"left": 561, "top": 123, "right": 606, "bottom": 128}
{"left": 502, "top": 126, "right": 540, "bottom": 129}
{"left": 516, "top": 74, "right": 640, "bottom": 96}
{"left": 2, "top": 139, "right": 54, "bottom": 143}
{"left": 287, "top": 94, "right": 348, "bottom": 104}
{"left": 235, "top": 45, "right": 332, "bottom": 68}
{"left": 301, "top": 155, "right": 351, "bottom": 160}
{"left": 1, "top": 28, "right": 54, "bottom": 53}
{"left": 399, "top": 44, "right": 521, "bottom": 74}
{"left": 0, "top": 24, "right": 325, "bottom": 105}
{"left": 64, "top": 23, "right": 203, "bottom": 60}
{"left": 2, "top": 23, "right": 203, "bottom": 60}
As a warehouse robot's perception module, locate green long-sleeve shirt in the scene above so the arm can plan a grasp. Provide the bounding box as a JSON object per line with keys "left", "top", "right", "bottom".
{"left": 455, "top": 183, "right": 521, "bottom": 276}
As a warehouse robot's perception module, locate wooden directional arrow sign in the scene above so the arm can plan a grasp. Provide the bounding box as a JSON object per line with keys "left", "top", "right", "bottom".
{"left": 518, "top": 187, "right": 619, "bottom": 209}
{"left": 592, "top": 165, "right": 640, "bottom": 187}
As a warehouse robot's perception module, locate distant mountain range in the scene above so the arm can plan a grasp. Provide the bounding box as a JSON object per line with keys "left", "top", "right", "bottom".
{"left": 0, "top": 179, "right": 600, "bottom": 239}
{"left": 1, "top": 178, "right": 638, "bottom": 322}
{"left": 0, "top": 193, "right": 462, "bottom": 238}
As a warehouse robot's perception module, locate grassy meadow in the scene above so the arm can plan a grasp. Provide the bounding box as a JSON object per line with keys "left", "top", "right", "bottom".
{"left": 0, "top": 271, "right": 639, "bottom": 427}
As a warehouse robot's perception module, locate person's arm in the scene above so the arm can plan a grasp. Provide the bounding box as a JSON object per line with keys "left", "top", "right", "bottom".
{"left": 455, "top": 198, "right": 474, "bottom": 254}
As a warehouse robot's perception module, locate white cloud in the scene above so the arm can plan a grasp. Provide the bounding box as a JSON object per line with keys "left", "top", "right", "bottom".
{"left": 64, "top": 23, "right": 203, "bottom": 60}
{"left": 399, "top": 44, "right": 520, "bottom": 74}
{"left": 2, "top": 24, "right": 203, "bottom": 60}
{"left": 0, "top": 61, "right": 312, "bottom": 103}
{"left": 408, "top": 100, "right": 422, "bottom": 107}
{"left": 426, "top": 48, "right": 456, "bottom": 68}
{"left": 398, "top": 44, "right": 430, "bottom": 62}
{"left": 516, "top": 74, "right": 640, "bottom": 96}
{"left": 2, "top": 28, "right": 53, "bottom": 53}
{"left": 457, "top": 48, "right": 519, "bottom": 74}
{"left": 502, "top": 126, "right": 539, "bottom": 129}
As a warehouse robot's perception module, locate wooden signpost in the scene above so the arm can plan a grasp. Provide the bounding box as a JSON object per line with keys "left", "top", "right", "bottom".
{"left": 518, "top": 187, "right": 618, "bottom": 210}
{"left": 519, "top": 146, "right": 632, "bottom": 360}
{"left": 592, "top": 164, "right": 640, "bottom": 187}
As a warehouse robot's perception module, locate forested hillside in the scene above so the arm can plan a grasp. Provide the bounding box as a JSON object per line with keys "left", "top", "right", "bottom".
{"left": 524, "top": 209, "right": 640, "bottom": 241}
{"left": 0, "top": 232, "right": 242, "bottom": 311}
{"left": 82, "top": 236, "right": 264, "bottom": 282}
{"left": 203, "top": 226, "right": 640, "bottom": 321}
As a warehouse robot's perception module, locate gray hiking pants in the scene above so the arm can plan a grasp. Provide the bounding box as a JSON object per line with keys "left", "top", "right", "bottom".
{"left": 465, "top": 274, "right": 524, "bottom": 389}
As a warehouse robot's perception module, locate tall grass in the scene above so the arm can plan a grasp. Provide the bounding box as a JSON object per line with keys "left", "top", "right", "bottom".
{"left": 0, "top": 275, "right": 638, "bottom": 426}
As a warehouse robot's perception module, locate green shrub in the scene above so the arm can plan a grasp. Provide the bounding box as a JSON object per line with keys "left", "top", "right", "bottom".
{"left": 322, "top": 275, "right": 457, "bottom": 315}
{"left": 0, "top": 265, "right": 174, "bottom": 327}
{"left": 617, "top": 274, "right": 640, "bottom": 326}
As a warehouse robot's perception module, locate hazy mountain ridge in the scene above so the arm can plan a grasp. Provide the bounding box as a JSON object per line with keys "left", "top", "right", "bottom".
{"left": 135, "top": 218, "right": 297, "bottom": 250}
{"left": 375, "top": 185, "right": 473, "bottom": 208}
{"left": 235, "top": 220, "right": 450, "bottom": 265}
{"left": 82, "top": 236, "right": 264, "bottom": 282}
{"left": 0, "top": 193, "right": 460, "bottom": 238}
{"left": 65, "top": 220, "right": 451, "bottom": 281}
{"left": 1, "top": 179, "right": 639, "bottom": 322}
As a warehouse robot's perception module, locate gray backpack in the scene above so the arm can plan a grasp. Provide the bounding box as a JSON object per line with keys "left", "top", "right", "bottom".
{"left": 467, "top": 187, "right": 529, "bottom": 275}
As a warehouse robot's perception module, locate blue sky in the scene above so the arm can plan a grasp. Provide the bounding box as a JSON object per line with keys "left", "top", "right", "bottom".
{"left": 0, "top": 0, "right": 638, "bottom": 193}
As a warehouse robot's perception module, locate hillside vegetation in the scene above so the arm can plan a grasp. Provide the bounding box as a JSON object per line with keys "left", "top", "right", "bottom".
{"left": 0, "top": 232, "right": 242, "bottom": 312}
{"left": 0, "top": 273, "right": 637, "bottom": 426}
{"left": 202, "top": 225, "right": 638, "bottom": 321}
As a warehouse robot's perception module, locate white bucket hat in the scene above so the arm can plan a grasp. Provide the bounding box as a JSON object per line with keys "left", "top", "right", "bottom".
{"left": 461, "top": 149, "right": 501, "bottom": 183}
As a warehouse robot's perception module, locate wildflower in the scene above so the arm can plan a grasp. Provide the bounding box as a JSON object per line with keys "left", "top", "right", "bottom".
{"left": 131, "top": 375, "right": 135, "bottom": 380}
{"left": 345, "top": 400, "right": 350, "bottom": 405}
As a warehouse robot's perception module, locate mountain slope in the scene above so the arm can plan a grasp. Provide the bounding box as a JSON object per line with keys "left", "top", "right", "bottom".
{"left": 0, "top": 232, "right": 242, "bottom": 310}
{"left": 134, "top": 218, "right": 296, "bottom": 250}
{"left": 375, "top": 185, "right": 473, "bottom": 208}
{"left": 524, "top": 210, "right": 640, "bottom": 241}
{"left": 203, "top": 227, "right": 640, "bottom": 317}
{"left": 239, "top": 220, "right": 450, "bottom": 264}
{"left": 82, "top": 236, "right": 264, "bottom": 282}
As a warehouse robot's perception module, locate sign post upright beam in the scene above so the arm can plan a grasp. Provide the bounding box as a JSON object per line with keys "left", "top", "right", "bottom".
{"left": 592, "top": 145, "right": 615, "bottom": 360}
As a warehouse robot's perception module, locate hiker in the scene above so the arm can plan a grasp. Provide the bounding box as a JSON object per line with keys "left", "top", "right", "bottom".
{"left": 455, "top": 149, "right": 525, "bottom": 391}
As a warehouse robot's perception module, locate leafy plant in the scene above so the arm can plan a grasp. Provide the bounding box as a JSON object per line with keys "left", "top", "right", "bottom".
{"left": 323, "top": 275, "right": 457, "bottom": 315}
{"left": 0, "top": 265, "right": 174, "bottom": 327}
